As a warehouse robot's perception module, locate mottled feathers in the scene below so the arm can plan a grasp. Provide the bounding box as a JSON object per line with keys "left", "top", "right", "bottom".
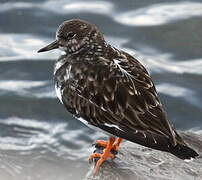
{"left": 51, "top": 19, "right": 199, "bottom": 160}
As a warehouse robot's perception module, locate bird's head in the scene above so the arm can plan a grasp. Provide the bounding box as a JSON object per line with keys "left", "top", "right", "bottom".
{"left": 38, "top": 19, "right": 105, "bottom": 54}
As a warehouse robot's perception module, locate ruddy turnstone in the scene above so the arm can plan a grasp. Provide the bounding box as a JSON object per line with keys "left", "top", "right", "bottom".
{"left": 38, "top": 19, "right": 199, "bottom": 175}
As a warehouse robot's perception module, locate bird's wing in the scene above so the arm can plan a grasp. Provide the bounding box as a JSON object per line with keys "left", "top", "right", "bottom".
{"left": 65, "top": 52, "right": 179, "bottom": 146}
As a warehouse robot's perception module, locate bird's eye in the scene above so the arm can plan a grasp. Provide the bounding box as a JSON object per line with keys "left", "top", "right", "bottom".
{"left": 66, "top": 32, "right": 76, "bottom": 39}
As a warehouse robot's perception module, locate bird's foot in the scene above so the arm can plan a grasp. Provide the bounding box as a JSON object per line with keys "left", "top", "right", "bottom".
{"left": 89, "top": 137, "right": 123, "bottom": 176}
{"left": 88, "top": 151, "right": 115, "bottom": 163}
{"left": 89, "top": 148, "right": 115, "bottom": 176}
{"left": 95, "top": 137, "right": 123, "bottom": 152}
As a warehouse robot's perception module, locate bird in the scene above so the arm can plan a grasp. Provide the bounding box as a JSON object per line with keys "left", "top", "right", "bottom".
{"left": 38, "top": 19, "right": 199, "bottom": 175}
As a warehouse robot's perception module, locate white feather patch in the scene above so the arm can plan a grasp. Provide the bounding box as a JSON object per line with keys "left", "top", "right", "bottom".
{"left": 184, "top": 157, "right": 194, "bottom": 162}
{"left": 78, "top": 117, "right": 89, "bottom": 126}
{"left": 113, "top": 59, "right": 138, "bottom": 94}
{"left": 104, "top": 123, "right": 123, "bottom": 131}
{"left": 64, "top": 65, "right": 72, "bottom": 81}
{"left": 77, "top": 117, "right": 115, "bottom": 136}
{"left": 55, "top": 85, "right": 63, "bottom": 104}
{"left": 54, "top": 60, "right": 65, "bottom": 74}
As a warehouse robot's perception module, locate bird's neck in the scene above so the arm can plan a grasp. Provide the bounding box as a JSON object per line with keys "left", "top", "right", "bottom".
{"left": 68, "top": 41, "right": 108, "bottom": 59}
{"left": 54, "top": 42, "right": 122, "bottom": 76}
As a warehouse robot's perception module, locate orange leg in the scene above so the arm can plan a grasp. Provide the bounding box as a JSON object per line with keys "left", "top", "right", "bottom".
{"left": 96, "top": 137, "right": 123, "bottom": 151}
{"left": 113, "top": 137, "right": 123, "bottom": 151}
{"left": 89, "top": 137, "right": 123, "bottom": 176}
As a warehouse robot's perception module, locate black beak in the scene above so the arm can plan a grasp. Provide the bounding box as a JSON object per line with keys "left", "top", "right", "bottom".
{"left": 37, "top": 40, "right": 59, "bottom": 53}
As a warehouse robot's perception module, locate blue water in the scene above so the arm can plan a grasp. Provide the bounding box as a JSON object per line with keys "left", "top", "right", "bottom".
{"left": 0, "top": 0, "right": 202, "bottom": 179}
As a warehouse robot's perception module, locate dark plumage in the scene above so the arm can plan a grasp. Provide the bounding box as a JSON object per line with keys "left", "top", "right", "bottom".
{"left": 38, "top": 19, "right": 198, "bottom": 162}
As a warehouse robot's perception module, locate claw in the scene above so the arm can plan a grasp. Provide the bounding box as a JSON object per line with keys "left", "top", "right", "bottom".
{"left": 95, "top": 140, "right": 108, "bottom": 148}
{"left": 89, "top": 137, "right": 123, "bottom": 176}
{"left": 94, "top": 138, "right": 123, "bottom": 153}
{"left": 90, "top": 152, "right": 115, "bottom": 175}
{"left": 89, "top": 153, "right": 101, "bottom": 163}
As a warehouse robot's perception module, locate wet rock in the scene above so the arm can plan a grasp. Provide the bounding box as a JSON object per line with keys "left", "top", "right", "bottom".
{"left": 83, "top": 132, "right": 202, "bottom": 180}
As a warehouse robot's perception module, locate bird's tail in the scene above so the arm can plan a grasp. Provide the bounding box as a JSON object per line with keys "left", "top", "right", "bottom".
{"left": 99, "top": 125, "right": 199, "bottom": 160}
{"left": 170, "top": 130, "right": 199, "bottom": 160}
{"left": 169, "top": 143, "right": 199, "bottom": 160}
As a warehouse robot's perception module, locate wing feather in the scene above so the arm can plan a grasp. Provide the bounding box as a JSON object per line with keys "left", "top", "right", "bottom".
{"left": 64, "top": 53, "right": 178, "bottom": 146}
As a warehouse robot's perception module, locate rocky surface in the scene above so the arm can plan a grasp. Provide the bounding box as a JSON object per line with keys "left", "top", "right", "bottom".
{"left": 83, "top": 132, "right": 202, "bottom": 180}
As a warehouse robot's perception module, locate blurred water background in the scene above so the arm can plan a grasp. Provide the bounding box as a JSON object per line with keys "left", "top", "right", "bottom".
{"left": 0, "top": 0, "right": 202, "bottom": 179}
